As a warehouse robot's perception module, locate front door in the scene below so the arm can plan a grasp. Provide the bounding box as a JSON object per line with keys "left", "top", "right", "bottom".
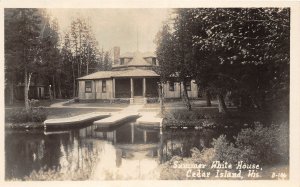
{"left": 133, "top": 78, "right": 143, "bottom": 96}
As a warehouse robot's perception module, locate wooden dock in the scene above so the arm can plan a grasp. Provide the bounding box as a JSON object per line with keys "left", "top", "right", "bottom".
{"left": 93, "top": 112, "right": 140, "bottom": 128}
{"left": 44, "top": 112, "right": 111, "bottom": 130}
{"left": 136, "top": 112, "right": 163, "bottom": 127}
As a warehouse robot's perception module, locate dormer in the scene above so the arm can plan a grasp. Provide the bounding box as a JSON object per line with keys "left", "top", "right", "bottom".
{"left": 152, "top": 57, "right": 157, "bottom": 65}
{"left": 144, "top": 57, "right": 157, "bottom": 66}
{"left": 112, "top": 50, "right": 158, "bottom": 70}
{"left": 119, "top": 57, "right": 132, "bottom": 65}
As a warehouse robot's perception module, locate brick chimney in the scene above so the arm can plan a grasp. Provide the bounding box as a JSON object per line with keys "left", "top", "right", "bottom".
{"left": 113, "top": 46, "right": 120, "bottom": 64}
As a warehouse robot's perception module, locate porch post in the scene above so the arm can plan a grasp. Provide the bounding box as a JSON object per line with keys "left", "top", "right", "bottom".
{"left": 143, "top": 130, "right": 147, "bottom": 143}
{"left": 143, "top": 78, "right": 146, "bottom": 97}
{"left": 130, "top": 78, "right": 134, "bottom": 104}
{"left": 143, "top": 78, "right": 147, "bottom": 104}
{"left": 94, "top": 80, "right": 97, "bottom": 100}
{"left": 112, "top": 78, "right": 115, "bottom": 98}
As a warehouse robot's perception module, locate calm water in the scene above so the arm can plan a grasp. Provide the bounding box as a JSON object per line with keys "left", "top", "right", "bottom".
{"left": 5, "top": 121, "right": 236, "bottom": 180}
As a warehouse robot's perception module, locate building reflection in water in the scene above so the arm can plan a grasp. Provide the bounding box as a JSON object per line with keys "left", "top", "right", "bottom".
{"left": 79, "top": 122, "right": 161, "bottom": 180}
{"left": 5, "top": 120, "right": 222, "bottom": 180}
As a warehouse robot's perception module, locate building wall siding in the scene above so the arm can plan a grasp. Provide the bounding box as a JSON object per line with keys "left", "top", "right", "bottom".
{"left": 79, "top": 80, "right": 113, "bottom": 100}
{"left": 95, "top": 79, "right": 113, "bottom": 99}
{"left": 187, "top": 81, "right": 198, "bottom": 98}
{"left": 79, "top": 79, "right": 198, "bottom": 100}
{"left": 163, "top": 81, "right": 198, "bottom": 99}
{"left": 163, "top": 82, "right": 181, "bottom": 98}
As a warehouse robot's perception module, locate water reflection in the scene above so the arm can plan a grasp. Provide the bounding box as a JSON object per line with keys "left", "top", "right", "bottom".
{"left": 5, "top": 121, "right": 233, "bottom": 180}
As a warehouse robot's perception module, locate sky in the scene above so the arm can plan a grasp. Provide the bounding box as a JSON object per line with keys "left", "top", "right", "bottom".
{"left": 48, "top": 9, "right": 171, "bottom": 54}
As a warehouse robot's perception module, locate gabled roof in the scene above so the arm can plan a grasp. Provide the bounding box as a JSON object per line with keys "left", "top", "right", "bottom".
{"left": 77, "top": 71, "right": 119, "bottom": 80}
{"left": 119, "top": 52, "right": 134, "bottom": 58}
{"left": 113, "top": 51, "right": 157, "bottom": 69}
{"left": 77, "top": 69, "right": 159, "bottom": 80}
{"left": 142, "top": 51, "right": 156, "bottom": 58}
{"left": 126, "top": 51, "right": 150, "bottom": 66}
{"left": 78, "top": 50, "right": 160, "bottom": 80}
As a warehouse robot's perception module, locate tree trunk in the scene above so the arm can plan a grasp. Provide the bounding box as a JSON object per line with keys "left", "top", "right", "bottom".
{"left": 217, "top": 93, "right": 227, "bottom": 113}
{"left": 79, "top": 59, "right": 81, "bottom": 77}
{"left": 206, "top": 90, "right": 212, "bottom": 107}
{"left": 78, "top": 61, "right": 80, "bottom": 80}
{"left": 52, "top": 75, "right": 56, "bottom": 99}
{"left": 76, "top": 80, "right": 79, "bottom": 97}
{"left": 72, "top": 62, "right": 76, "bottom": 98}
{"left": 56, "top": 70, "right": 62, "bottom": 99}
{"left": 254, "top": 91, "right": 266, "bottom": 110}
{"left": 240, "top": 94, "right": 252, "bottom": 111}
{"left": 86, "top": 61, "right": 89, "bottom": 75}
{"left": 261, "top": 92, "right": 266, "bottom": 109}
{"left": 9, "top": 82, "right": 14, "bottom": 105}
{"left": 182, "top": 80, "right": 192, "bottom": 111}
{"left": 24, "top": 68, "right": 28, "bottom": 110}
{"left": 57, "top": 74, "right": 62, "bottom": 99}
{"left": 24, "top": 67, "right": 32, "bottom": 111}
{"left": 86, "top": 47, "right": 89, "bottom": 75}
{"left": 158, "top": 82, "right": 165, "bottom": 115}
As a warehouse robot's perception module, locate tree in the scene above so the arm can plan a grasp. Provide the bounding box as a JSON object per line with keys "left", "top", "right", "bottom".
{"left": 61, "top": 32, "right": 76, "bottom": 98}
{"left": 103, "top": 51, "right": 113, "bottom": 71}
{"left": 186, "top": 8, "right": 289, "bottom": 112}
{"left": 157, "top": 8, "right": 289, "bottom": 113}
{"left": 39, "top": 15, "right": 61, "bottom": 99}
{"left": 67, "top": 17, "right": 105, "bottom": 96}
{"left": 156, "top": 11, "right": 193, "bottom": 111}
{"left": 155, "top": 24, "right": 176, "bottom": 112}
{"left": 172, "top": 9, "right": 194, "bottom": 111}
{"left": 5, "top": 9, "right": 45, "bottom": 110}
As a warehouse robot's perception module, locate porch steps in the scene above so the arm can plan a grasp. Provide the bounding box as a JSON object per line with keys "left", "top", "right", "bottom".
{"left": 132, "top": 97, "right": 145, "bottom": 104}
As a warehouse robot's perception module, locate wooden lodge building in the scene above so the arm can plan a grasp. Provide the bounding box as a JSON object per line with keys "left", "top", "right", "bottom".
{"left": 77, "top": 47, "right": 199, "bottom": 104}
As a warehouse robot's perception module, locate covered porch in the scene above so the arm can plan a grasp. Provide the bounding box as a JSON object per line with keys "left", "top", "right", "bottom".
{"left": 113, "top": 77, "right": 160, "bottom": 104}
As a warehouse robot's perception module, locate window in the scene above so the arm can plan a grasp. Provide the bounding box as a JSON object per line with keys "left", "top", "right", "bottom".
{"left": 152, "top": 58, "right": 157, "bottom": 65}
{"left": 85, "top": 81, "right": 92, "bottom": 93}
{"left": 120, "top": 58, "right": 124, "bottom": 65}
{"left": 185, "top": 81, "right": 191, "bottom": 91}
{"left": 102, "top": 80, "right": 106, "bottom": 93}
{"left": 169, "top": 81, "right": 175, "bottom": 91}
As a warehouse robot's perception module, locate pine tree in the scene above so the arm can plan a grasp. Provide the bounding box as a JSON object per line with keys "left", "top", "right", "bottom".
{"left": 5, "top": 9, "right": 44, "bottom": 110}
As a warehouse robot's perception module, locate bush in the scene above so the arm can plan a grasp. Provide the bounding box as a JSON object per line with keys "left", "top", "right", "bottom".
{"left": 159, "top": 122, "right": 288, "bottom": 179}
{"left": 190, "top": 147, "right": 216, "bottom": 164}
{"left": 274, "top": 122, "right": 289, "bottom": 163}
{"left": 6, "top": 107, "right": 48, "bottom": 123}
{"left": 212, "top": 135, "right": 241, "bottom": 163}
{"left": 212, "top": 122, "right": 289, "bottom": 165}
{"left": 30, "top": 107, "right": 48, "bottom": 122}
{"left": 112, "top": 98, "right": 130, "bottom": 104}
{"left": 147, "top": 97, "right": 159, "bottom": 103}
{"left": 164, "top": 110, "right": 207, "bottom": 121}
{"left": 6, "top": 108, "right": 30, "bottom": 123}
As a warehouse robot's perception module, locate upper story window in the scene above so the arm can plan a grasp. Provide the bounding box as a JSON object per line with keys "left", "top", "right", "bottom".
{"left": 185, "top": 81, "right": 191, "bottom": 91}
{"left": 102, "top": 80, "right": 106, "bottom": 93}
{"left": 152, "top": 58, "right": 157, "bottom": 65}
{"left": 85, "top": 81, "right": 92, "bottom": 93}
{"left": 169, "top": 81, "right": 175, "bottom": 91}
{"left": 120, "top": 58, "right": 125, "bottom": 65}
